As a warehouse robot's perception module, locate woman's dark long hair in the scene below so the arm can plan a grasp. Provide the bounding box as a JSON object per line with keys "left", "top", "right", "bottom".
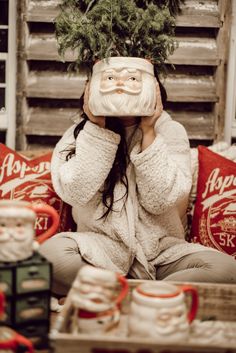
{"left": 66, "top": 72, "right": 167, "bottom": 219}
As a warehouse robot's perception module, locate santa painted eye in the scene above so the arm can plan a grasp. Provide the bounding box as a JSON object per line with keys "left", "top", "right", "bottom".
{"left": 175, "top": 310, "right": 183, "bottom": 317}
{"left": 128, "top": 77, "right": 137, "bottom": 81}
{"left": 16, "top": 222, "right": 23, "bottom": 228}
{"left": 107, "top": 76, "right": 114, "bottom": 80}
{"left": 0, "top": 223, "right": 6, "bottom": 228}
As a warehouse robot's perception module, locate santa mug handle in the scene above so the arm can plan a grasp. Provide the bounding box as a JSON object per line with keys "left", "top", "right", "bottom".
{"left": 180, "top": 285, "right": 199, "bottom": 323}
{"left": 115, "top": 274, "right": 129, "bottom": 306}
{"left": 30, "top": 203, "right": 60, "bottom": 244}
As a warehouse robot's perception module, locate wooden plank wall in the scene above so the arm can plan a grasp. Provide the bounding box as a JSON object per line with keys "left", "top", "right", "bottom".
{"left": 16, "top": 0, "right": 232, "bottom": 150}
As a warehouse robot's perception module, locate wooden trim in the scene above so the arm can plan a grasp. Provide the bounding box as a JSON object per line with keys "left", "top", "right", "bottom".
{"left": 213, "top": 0, "right": 232, "bottom": 142}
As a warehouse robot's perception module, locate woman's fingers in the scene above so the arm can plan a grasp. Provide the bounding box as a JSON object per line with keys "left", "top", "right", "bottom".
{"left": 155, "top": 81, "right": 163, "bottom": 118}
{"left": 83, "top": 82, "right": 105, "bottom": 128}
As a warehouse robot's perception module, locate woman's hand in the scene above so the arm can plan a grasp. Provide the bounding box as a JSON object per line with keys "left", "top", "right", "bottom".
{"left": 83, "top": 83, "right": 106, "bottom": 128}
{"left": 139, "top": 81, "right": 163, "bottom": 151}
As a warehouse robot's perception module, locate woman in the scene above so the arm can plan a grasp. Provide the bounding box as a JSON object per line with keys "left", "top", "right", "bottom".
{"left": 40, "top": 78, "right": 236, "bottom": 297}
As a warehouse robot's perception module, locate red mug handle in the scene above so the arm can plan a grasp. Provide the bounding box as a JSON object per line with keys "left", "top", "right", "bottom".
{"left": 180, "top": 285, "right": 198, "bottom": 323}
{"left": 115, "top": 274, "right": 129, "bottom": 305}
{"left": 30, "top": 203, "right": 60, "bottom": 244}
{"left": 0, "top": 291, "right": 5, "bottom": 318}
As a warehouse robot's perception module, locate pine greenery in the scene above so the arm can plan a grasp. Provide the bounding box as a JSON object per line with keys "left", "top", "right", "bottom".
{"left": 56, "top": 0, "right": 183, "bottom": 72}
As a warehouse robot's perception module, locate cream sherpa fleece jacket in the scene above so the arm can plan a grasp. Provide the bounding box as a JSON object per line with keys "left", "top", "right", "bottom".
{"left": 51, "top": 111, "right": 207, "bottom": 279}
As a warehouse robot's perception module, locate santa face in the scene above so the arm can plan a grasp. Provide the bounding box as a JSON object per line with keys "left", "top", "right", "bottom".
{"left": 88, "top": 57, "right": 157, "bottom": 117}
{"left": 0, "top": 207, "right": 36, "bottom": 262}
{"left": 72, "top": 265, "right": 119, "bottom": 312}
{"left": 100, "top": 68, "right": 142, "bottom": 95}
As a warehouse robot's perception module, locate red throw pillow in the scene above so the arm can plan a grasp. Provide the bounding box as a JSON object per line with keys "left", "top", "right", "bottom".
{"left": 190, "top": 145, "right": 236, "bottom": 258}
{"left": 0, "top": 143, "right": 76, "bottom": 239}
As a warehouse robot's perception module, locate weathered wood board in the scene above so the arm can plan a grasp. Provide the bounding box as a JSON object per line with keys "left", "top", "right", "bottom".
{"left": 17, "top": 0, "right": 231, "bottom": 149}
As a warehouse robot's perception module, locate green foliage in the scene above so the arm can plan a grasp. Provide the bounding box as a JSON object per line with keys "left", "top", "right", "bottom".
{"left": 56, "top": 0, "right": 183, "bottom": 72}
{"left": 134, "top": 0, "right": 183, "bottom": 15}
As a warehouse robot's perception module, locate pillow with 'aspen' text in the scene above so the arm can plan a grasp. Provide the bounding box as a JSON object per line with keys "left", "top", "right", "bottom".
{"left": 0, "top": 143, "right": 76, "bottom": 239}
{"left": 190, "top": 145, "right": 236, "bottom": 258}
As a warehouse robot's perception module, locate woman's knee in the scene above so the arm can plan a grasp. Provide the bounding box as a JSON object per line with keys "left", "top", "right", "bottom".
{"left": 39, "top": 232, "right": 80, "bottom": 260}
{"left": 181, "top": 250, "right": 236, "bottom": 283}
{"left": 39, "top": 232, "right": 84, "bottom": 295}
{"left": 157, "top": 250, "right": 236, "bottom": 284}
{"left": 200, "top": 250, "right": 236, "bottom": 283}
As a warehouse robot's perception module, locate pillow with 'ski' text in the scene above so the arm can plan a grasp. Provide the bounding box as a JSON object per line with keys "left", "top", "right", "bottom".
{"left": 190, "top": 145, "right": 236, "bottom": 258}
{"left": 0, "top": 143, "right": 76, "bottom": 239}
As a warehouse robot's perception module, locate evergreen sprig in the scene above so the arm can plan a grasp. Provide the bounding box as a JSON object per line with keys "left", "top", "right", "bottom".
{"left": 56, "top": 0, "right": 183, "bottom": 72}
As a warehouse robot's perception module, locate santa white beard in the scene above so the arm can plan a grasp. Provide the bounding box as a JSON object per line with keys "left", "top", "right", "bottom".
{"left": 89, "top": 72, "right": 157, "bottom": 117}
{"left": 0, "top": 236, "right": 34, "bottom": 262}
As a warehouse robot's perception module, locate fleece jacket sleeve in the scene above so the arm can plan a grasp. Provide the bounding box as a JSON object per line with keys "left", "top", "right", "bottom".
{"left": 130, "top": 119, "right": 192, "bottom": 215}
{"left": 51, "top": 121, "right": 120, "bottom": 207}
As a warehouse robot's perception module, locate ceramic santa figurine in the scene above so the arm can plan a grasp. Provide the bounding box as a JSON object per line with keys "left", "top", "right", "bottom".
{"left": 68, "top": 265, "right": 128, "bottom": 334}
{"left": 88, "top": 57, "right": 157, "bottom": 117}
{"left": 0, "top": 201, "right": 37, "bottom": 262}
{"left": 0, "top": 200, "right": 59, "bottom": 262}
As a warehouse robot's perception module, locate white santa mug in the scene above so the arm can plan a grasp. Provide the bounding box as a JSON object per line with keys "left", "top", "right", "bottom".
{"left": 128, "top": 281, "right": 198, "bottom": 342}
{"left": 88, "top": 57, "right": 157, "bottom": 117}
{"left": 0, "top": 200, "right": 59, "bottom": 262}
{"left": 71, "top": 265, "right": 129, "bottom": 334}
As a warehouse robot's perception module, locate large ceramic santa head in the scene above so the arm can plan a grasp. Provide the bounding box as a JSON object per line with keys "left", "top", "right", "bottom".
{"left": 88, "top": 57, "right": 157, "bottom": 117}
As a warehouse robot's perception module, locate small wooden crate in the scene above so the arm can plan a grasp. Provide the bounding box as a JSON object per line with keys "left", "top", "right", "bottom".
{"left": 50, "top": 280, "right": 236, "bottom": 353}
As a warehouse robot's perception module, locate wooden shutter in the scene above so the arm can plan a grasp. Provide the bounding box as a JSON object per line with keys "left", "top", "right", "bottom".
{"left": 17, "top": 0, "right": 232, "bottom": 150}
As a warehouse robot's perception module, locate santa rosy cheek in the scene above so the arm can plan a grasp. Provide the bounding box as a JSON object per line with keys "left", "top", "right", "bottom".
{"left": 0, "top": 229, "right": 10, "bottom": 241}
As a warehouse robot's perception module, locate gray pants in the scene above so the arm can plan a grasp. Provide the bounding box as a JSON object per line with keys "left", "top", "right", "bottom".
{"left": 39, "top": 233, "right": 236, "bottom": 296}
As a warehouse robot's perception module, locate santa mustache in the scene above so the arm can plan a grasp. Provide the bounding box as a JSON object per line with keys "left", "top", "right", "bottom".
{"left": 99, "top": 86, "right": 141, "bottom": 95}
